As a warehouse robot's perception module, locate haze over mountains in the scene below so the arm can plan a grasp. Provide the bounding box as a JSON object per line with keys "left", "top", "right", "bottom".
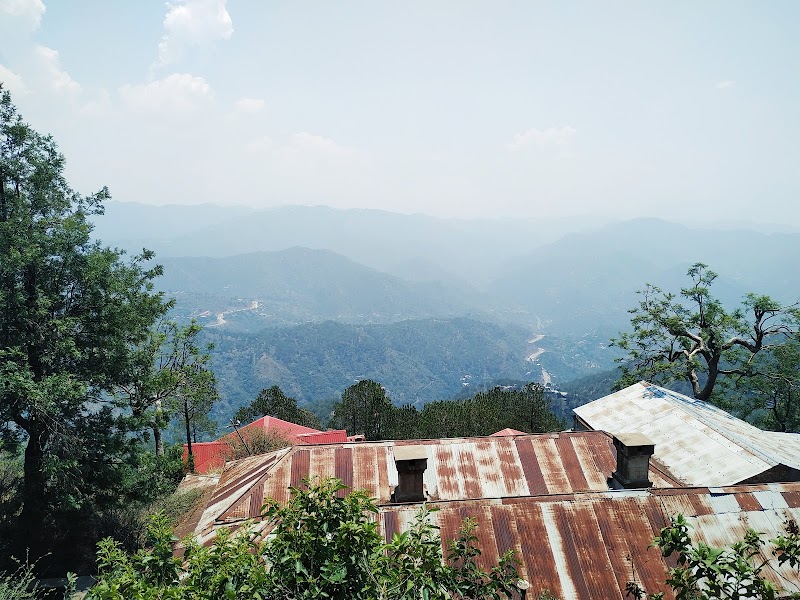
{"left": 93, "top": 202, "right": 800, "bottom": 421}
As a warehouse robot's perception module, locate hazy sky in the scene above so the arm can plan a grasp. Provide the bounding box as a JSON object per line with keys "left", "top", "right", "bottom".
{"left": 1, "top": 1, "right": 798, "bottom": 222}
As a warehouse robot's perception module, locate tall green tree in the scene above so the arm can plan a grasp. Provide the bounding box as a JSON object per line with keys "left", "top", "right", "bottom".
{"left": 0, "top": 87, "right": 167, "bottom": 550}
{"left": 119, "top": 319, "right": 218, "bottom": 458}
{"left": 329, "top": 380, "right": 393, "bottom": 441}
{"left": 612, "top": 263, "right": 800, "bottom": 402}
{"left": 233, "top": 385, "right": 321, "bottom": 430}
{"left": 742, "top": 339, "right": 800, "bottom": 433}
{"left": 164, "top": 322, "right": 218, "bottom": 471}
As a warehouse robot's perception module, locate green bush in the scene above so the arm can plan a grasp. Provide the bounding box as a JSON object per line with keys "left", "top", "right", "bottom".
{"left": 88, "top": 477, "right": 522, "bottom": 599}
{"left": 632, "top": 514, "right": 800, "bottom": 600}
{"left": 0, "top": 560, "right": 38, "bottom": 600}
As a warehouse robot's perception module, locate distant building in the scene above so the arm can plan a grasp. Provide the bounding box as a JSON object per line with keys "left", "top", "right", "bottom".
{"left": 183, "top": 415, "right": 354, "bottom": 474}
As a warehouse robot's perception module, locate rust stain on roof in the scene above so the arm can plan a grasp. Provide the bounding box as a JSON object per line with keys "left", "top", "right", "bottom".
{"left": 189, "top": 430, "right": 800, "bottom": 599}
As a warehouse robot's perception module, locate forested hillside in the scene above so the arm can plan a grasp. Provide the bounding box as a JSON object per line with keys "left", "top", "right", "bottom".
{"left": 203, "top": 317, "right": 535, "bottom": 419}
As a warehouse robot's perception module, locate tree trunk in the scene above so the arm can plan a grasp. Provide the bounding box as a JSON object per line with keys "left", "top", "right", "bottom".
{"left": 154, "top": 398, "right": 164, "bottom": 457}
{"left": 698, "top": 368, "right": 719, "bottom": 401}
{"left": 153, "top": 424, "right": 164, "bottom": 457}
{"left": 184, "top": 400, "right": 194, "bottom": 472}
{"left": 19, "top": 419, "right": 49, "bottom": 559}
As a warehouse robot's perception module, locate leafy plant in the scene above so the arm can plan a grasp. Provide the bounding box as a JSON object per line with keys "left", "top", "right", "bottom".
{"left": 645, "top": 514, "right": 800, "bottom": 600}
{"left": 88, "top": 477, "right": 523, "bottom": 599}
{"left": 0, "top": 558, "right": 39, "bottom": 600}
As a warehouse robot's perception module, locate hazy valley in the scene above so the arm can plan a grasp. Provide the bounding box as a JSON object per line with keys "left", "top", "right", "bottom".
{"left": 91, "top": 202, "right": 800, "bottom": 424}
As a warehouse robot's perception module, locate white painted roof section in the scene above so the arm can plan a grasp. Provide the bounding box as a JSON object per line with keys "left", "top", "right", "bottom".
{"left": 573, "top": 382, "right": 800, "bottom": 486}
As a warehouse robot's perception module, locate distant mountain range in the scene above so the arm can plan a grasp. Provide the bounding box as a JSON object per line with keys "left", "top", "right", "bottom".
{"left": 95, "top": 202, "right": 610, "bottom": 283}
{"left": 157, "top": 247, "right": 488, "bottom": 328}
{"left": 91, "top": 202, "right": 800, "bottom": 421}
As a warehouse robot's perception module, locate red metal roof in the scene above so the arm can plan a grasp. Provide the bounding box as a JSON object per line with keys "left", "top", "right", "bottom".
{"left": 185, "top": 416, "right": 333, "bottom": 473}
{"left": 491, "top": 428, "right": 528, "bottom": 437}
{"left": 182, "top": 442, "right": 231, "bottom": 474}
{"left": 225, "top": 415, "right": 322, "bottom": 442}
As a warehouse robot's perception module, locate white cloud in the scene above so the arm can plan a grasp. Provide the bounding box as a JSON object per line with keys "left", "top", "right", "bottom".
{"left": 0, "top": 0, "right": 45, "bottom": 31}
{"left": 234, "top": 97, "right": 265, "bottom": 114}
{"left": 283, "top": 132, "right": 358, "bottom": 160}
{"left": 715, "top": 80, "right": 736, "bottom": 90}
{"left": 119, "top": 73, "right": 213, "bottom": 114}
{"left": 80, "top": 89, "right": 112, "bottom": 117}
{"left": 157, "top": 0, "right": 233, "bottom": 66}
{"left": 508, "top": 126, "right": 577, "bottom": 151}
{"left": 33, "top": 45, "right": 80, "bottom": 95}
{"left": 0, "top": 63, "right": 29, "bottom": 96}
{"left": 247, "top": 131, "right": 360, "bottom": 165}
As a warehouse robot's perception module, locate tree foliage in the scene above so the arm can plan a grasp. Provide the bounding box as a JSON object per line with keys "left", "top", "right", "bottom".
{"left": 163, "top": 322, "right": 218, "bottom": 471}
{"left": 632, "top": 514, "right": 800, "bottom": 600}
{"left": 88, "top": 477, "right": 523, "bottom": 599}
{"left": 0, "top": 86, "right": 169, "bottom": 554}
{"left": 233, "top": 385, "right": 321, "bottom": 430}
{"left": 742, "top": 339, "right": 800, "bottom": 433}
{"left": 119, "top": 319, "right": 218, "bottom": 458}
{"left": 328, "top": 380, "right": 563, "bottom": 441}
{"left": 329, "top": 380, "right": 393, "bottom": 441}
{"left": 613, "top": 263, "right": 800, "bottom": 403}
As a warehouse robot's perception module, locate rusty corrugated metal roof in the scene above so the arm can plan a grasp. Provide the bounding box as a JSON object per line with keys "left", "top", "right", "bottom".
{"left": 193, "top": 466, "right": 800, "bottom": 598}
{"left": 574, "top": 382, "right": 800, "bottom": 486}
{"left": 391, "top": 483, "right": 800, "bottom": 599}
{"left": 192, "top": 431, "right": 677, "bottom": 544}
{"left": 296, "top": 429, "right": 348, "bottom": 444}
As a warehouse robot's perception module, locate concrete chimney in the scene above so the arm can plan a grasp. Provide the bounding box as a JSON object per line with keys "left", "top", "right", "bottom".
{"left": 609, "top": 433, "right": 655, "bottom": 490}
{"left": 392, "top": 445, "right": 428, "bottom": 502}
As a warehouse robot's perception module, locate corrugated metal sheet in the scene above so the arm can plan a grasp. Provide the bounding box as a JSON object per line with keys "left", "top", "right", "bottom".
{"left": 573, "top": 381, "right": 800, "bottom": 486}
{"left": 378, "top": 484, "right": 800, "bottom": 599}
{"left": 296, "top": 429, "right": 348, "bottom": 444}
{"left": 191, "top": 431, "right": 677, "bottom": 544}
{"left": 183, "top": 442, "right": 231, "bottom": 474}
{"left": 188, "top": 429, "right": 800, "bottom": 598}
{"left": 195, "top": 481, "right": 800, "bottom": 598}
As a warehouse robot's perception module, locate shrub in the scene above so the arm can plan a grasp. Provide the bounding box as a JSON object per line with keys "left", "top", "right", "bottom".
{"left": 226, "top": 428, "right": 291, "bottom": 460}
{"left": 0, "top": 559, "right": 38, "bottom": 600}
{"left": 88, "top": 477, "right": 522, "bottom": 599}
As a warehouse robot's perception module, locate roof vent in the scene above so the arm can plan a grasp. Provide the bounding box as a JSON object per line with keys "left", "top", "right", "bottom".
{"left": 609, "top": 433, "right": 654, "bottom": 490}
{"left": 392, "top": 446, "right": 428, "bottom": 502}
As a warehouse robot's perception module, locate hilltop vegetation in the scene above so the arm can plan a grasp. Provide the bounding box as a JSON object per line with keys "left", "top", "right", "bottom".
{"left": 204, "top": 317, "right": 537, "bottom": 419}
